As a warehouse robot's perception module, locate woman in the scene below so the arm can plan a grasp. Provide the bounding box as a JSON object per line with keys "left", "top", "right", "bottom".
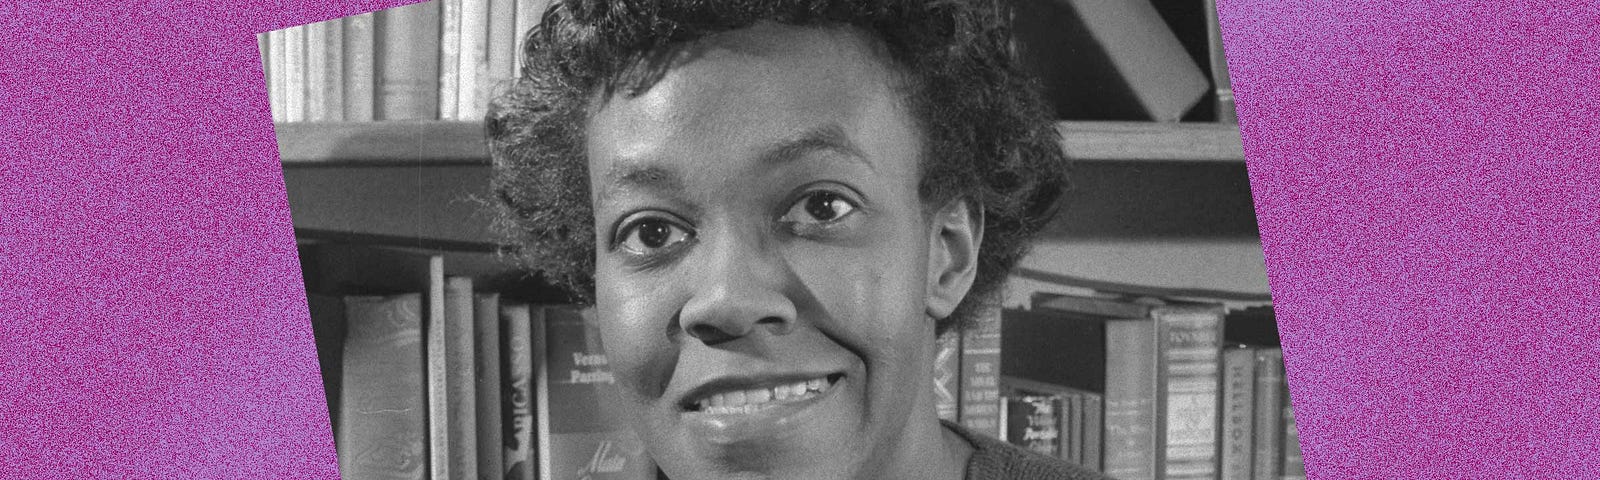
{"left": 488, "top": 1, "right": 1101, "bottom": 478}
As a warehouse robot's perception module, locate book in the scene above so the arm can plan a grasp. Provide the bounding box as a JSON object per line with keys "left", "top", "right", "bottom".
{"left": 338, "top": 293, "right": 428, "bottom": 480}
{"left": 1202, "top": 0, "right": 1236, "bottom": 123}
{"left": 501, "top": 303, "right": 537, "bottom": 480}
{"left": 299, "top": 243, "right": 445, "bottom": 480}
{"left": 283, "top": 24, "right": 307, "bottom": 122}
{"left": 439, "top": 0, "right": 461, "bottom": 120}
{"left": 960, "top": 303, "right": 1005, "bottom": 438}
{"left": 1063, "top": 391, "right": 1082, "bottom": 465}
{"left": 1220, "top": 345, "right": 1259, "bottom": 480}
{"left": 1010, "top": 0, "right": 1209, "bottom": 121}
{"left": 267, "top": 29, "right": 288, "bottom": 122}
{"left": 342, "top": 12, "right": 376, "bottom": 122}
{"left": 305, "top": 293, "right": 347, "bottom": 434}
{"left": 1004, "top": 301, "right": 1156, "bottom": 480}
{"left": 438, "top": 276, "right": 478, "bottom": 480}
{"left": 1282, "top": 402, "right": 1306, "bottom": 480}
{"left": 375, "top": 0, "right": 441, "bottom": 120}
{"left": 305, "top": 19, "right": 343, "bottom": 122}
{"left": 1004, "top": 394, "right": 1061, "bottom": 457}
{"left": 535, "top": 306, "right": 654, "bottom": 480}
{"left": 457, "top": 0, "right": 490, "bottom": 119}
{"left": 999, "top": 375, "right": 1101, "bottom": 470}
{"left": 1252, "top": 348, "right": 1285, "bottom": 480}
{"left": 511, "top": 0, "right": 553, "bottom": 75}
{"left": 1153, "top": 305, "right": 1226, "bottom": 480}
{"left": 474, "top": 293, "right": 503, "bottom": 480}
{"left": 934, "top": 331, "right": 961, "bottom": 422}
{"left": 485, "top": 0, "right": 518, "bottom": 98}
{"left": 1081, "top": 389, "right": 1103, "bottom": 472}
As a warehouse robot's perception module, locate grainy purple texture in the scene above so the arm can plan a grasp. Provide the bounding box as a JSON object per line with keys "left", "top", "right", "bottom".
{"left": 0, "top": 1, "right": 417, "bottom": 477}
{"left": 1220, "top": 1, "right": 1600, "bottom": 478}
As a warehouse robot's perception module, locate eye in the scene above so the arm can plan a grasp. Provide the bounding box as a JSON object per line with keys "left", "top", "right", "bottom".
{"left": 617, "top": 217, "right": 694, "bottom": 255}
{"left": 782, "top": 190, "right": 859, "bottom": 226}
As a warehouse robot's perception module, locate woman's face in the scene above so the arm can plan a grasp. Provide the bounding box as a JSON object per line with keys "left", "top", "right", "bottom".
{"left": 585, "top": 23, "right": 966, "bottom": 479}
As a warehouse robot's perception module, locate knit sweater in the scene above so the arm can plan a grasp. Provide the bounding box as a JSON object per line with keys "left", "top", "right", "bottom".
{"left": 944, "top": 420, "right": 1113, "bottom": 480}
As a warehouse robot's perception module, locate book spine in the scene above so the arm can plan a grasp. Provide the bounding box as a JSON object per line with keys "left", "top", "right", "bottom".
{"left": 1281, "top": 398, "right": 1305, "bottom": 480}
{"left": 1065, "top": 393, "right": 1082, "bottom": 466}
{"left": 283, "top": 25, "right": 307, "bottom": 122}
{"left": 1252, "top": 348, "right": 1285, "bottom": 480}
{"left": 486, "top": 0, "right": 517, "bottom": 94}
{"left": 434, "top": 276, "right": 478, "bottom": 480}
{"left": 1082, "top": 392, "right": 1103, "bottom": 473}
{"left": 1155, "top": 306, "right": 1225, "bottom": 480}
{"left": 338, "top": 294, "right": 427, "bottom": 480}
{"left": 341, "top": 13, "right": 376, "bottom": 122}
{"left": 474, "top": 293, "right": 503, "bottom": 480}
{"left": 934, "top": 331, "right": 961, "bottom": 422}
{"left": 305, "top": 20, "right": 344, "bottom": 122}
{"left": 375, "top": 0, "right": 441, "bottom": 120}
{"left": 1103, "top": 320, "right": 1157, "bottom": 480}
{"left": 1220, "top": 346, "right": 1258, "bottom": 480}
{"left": 438, "top": 0, "right": 462, "bottom": 120}
{"left": 257, "top": 33, "right": 272, "bottom": 121}
{"left": 1203, "top": 0, "right": 1236, "bottom": 123}
{"left": 1005, "top": 395, "right": 1059, "bottom": 457}
{"left": 959, "top": 304, "right": 1004, "bottom": 438}
{"left": 268, "top": 29, "right": 287, "bottom": 122}
{"left": 539, "top": 306, "right": 655, "bottom": 480}
{"left": 501, "top": 303, "right": 536, "bottom": 480}
{"left": 458, "top": 0, "right": 490, "bottom": 119}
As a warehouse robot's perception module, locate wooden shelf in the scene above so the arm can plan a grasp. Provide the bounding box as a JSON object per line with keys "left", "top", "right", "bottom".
{"left": 275, "top": 120, "right": 1245, "bottom": 165}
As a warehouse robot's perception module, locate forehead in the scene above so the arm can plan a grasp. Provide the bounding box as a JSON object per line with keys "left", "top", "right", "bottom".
{"left": 585, "top": 22, "right": 920, "bottom": 194}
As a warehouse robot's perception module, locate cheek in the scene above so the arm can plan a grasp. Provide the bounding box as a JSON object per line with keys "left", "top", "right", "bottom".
{"left": 595, "top": 269, "right": 680, "bottom": 401}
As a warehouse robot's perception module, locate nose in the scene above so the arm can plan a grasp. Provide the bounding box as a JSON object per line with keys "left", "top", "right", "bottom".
{"left": 677, "top": 230, "right": 798, "bottom": 345}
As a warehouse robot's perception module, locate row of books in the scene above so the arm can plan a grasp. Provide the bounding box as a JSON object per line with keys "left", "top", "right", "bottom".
{"left": 940, "top": 292, "right": 1302, "bottom": 480}
{"left": 259, "top": 0, "right": 551, "bottom": 123}
{"left": 300, "top": 242, "right": 652, "bottom": 480}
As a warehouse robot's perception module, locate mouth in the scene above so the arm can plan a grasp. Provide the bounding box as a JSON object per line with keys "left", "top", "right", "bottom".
{"left": 681, "top": 373, "right": 844, "bottom": 415}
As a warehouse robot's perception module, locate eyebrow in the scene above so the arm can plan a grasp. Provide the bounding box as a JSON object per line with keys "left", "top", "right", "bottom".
{"left": 600, "top": 124, "right": 870, "bottom": 199}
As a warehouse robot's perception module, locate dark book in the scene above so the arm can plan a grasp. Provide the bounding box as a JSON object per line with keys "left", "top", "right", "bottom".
{"left": 474, "top": 293, "right": 503, "bottom": 480}
{"left": 1005, "top": 394, "right": 1061, "bottom": 457}
{"left": 501, "top": 302, "right": 536, "bottom": 480}
{"left": 536, "top": 306, "right": 654, "bottom": 480}
{"left": 1252, "top": 348, "right": 1285, "bottom": 480}
{"left": 338, "top": 293, "right": 427, "bottom": 480}
{"left": 375, "top": 0, "right": 441, "bottom": 120}
{"left": 1220, "top": 345, "right": 1259, "bottom": 480}
{"left": 1003, "top": 303, "right": 1156, "bottom": 480}
{"left": 960, "top": 303, "right": 1005, "bottom": 438}
{"left": 305, "top": 293, "right": 347, "bottom": 435}
{"left": 1000, "top": 375, "right": 1102, "bottom": 472}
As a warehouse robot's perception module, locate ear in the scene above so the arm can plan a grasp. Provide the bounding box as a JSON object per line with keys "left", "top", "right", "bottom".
{"left": 926, "top": 198, "right": 984, "bottom": 320}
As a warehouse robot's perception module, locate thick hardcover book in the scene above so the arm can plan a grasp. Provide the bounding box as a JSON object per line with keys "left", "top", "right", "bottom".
{"left": 1252, "top": 348, "right": 1285, "bottom": 480}
{"left": 341, "top": 12, "right": 376, "bottom": 121}
{"left": 1009, "top": 0, "right": 1209, "bottom": 121}
{"left": 960, "top": 304, "right": 1005, "bottom": 438}
{"left": 375, "top": 0, "right": 441, "bottom": 120}
{"left": 306, "top": 293, "right": 347, "bottom": 433}
{"left": 438, "top": 276, "right": 478, "bottom": 480}
{"left": 474, "top": 293, "right": 503, "bottom": 480}
{"left": 457, "top": 0, "right": 490, "bottom": 119}
{"left": 1220, "top": 345, "right": 1258, "bottom": 480}
{"left": 1004, "top": 395, "right": 1061, "bottom": 457}
{"left": 1154, "top": 305, "right": 1226, "bottom": 480}
{"left": 934, "top": 331, "right": 962, "bottom": 422}
{"left": 305, "top": 19, "right": 343, "bottom": 122}
{"left": 339, "top": 293, "right": 428, "bottom": 480}
{"left": 501, "top": 303, "right": 537, "bottom": 480}
{"left": 438, "top": 0, "right": 461, "bottom": 120}
{"left": 300, "top": 244, "right": 445, "bottom": 479}
{"left": 1005, "top": 300, "right": 1156, "bottom": 480}
{"left": 536, "top": 306, "right": 653, "bottom": 480}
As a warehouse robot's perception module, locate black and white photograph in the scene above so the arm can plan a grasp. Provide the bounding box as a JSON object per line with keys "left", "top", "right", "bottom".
{"left": 265, "top": 0, "right": 1296, "bottom": 479}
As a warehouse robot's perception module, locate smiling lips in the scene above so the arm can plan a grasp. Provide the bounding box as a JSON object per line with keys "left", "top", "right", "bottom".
{"left": 688, "top": 374, "right": 842, "bottom": 415}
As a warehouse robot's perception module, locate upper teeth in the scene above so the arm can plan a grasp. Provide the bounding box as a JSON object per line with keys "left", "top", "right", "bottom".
{"left": 696, "top": 377, "right": 831, "bottom": 414}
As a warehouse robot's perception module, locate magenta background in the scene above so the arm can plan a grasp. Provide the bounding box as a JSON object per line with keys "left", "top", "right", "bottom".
{"left": 2, "top": 0, "right": 1597, "bottom": 478}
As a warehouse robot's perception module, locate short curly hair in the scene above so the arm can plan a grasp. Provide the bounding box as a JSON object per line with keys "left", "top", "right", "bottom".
{"left": 486, "top": 0, "right": 1067, "bottom": 334}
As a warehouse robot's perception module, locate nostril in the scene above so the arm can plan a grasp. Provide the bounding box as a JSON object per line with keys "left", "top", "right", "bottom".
{"left": 685, "top": 323, "right": 735, "bottom": 344}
